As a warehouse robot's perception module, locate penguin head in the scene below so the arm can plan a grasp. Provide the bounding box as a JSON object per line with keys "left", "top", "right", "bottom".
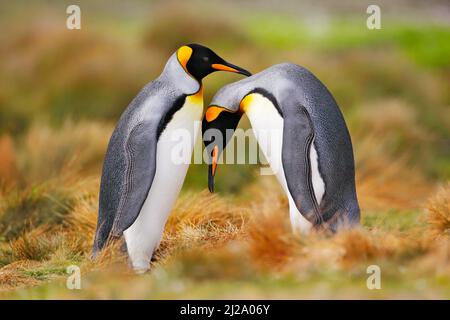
{"left": 177, "top": 44, "right": 251, "bottom": 81}
{"left": 202, "top": 104, "right": 243, "bottom": 192}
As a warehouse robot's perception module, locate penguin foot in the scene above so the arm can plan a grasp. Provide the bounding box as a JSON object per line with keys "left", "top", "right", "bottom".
{"left": 126, "top": 251, "right": 151, "bottom": 273}
{"left": 133, "top": 266, "right": 150, "bottom": 274}
{"left": 129, "top": 260, "right": 151, "bottom": 274}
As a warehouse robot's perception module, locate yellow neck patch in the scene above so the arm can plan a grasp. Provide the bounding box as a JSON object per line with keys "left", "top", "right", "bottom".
{"left": 205, "top": 93, "right": 256, "bottom": 122}
{"left": 177, "top": 46, "right": 193, "bottom": 73}
{"left": 186, "top": 85, "right": 203, "bottom": 106}
{"left": 239, "top": 94, "right": 255, "bottom": 113}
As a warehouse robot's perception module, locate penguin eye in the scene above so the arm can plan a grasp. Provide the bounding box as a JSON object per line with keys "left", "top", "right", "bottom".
{"left": 202, "top": 56, "right": 209, "bottom": 62}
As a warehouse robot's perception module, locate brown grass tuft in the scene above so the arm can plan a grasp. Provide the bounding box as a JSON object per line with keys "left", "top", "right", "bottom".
{"left": 157, "top": 191, "right": 248, "bottom": 262}
{"left": 16, "top": 121, "right": 112, "bottom": 185}
{"left": 335, "top": 228, "right": 380, "bottom": 264}
{"left": 417, "top": 241, "right": 450, "bottom": 275}
{"left": 9, "top": 227, "right": 59, "bottom": 261}
{"left": 245, "top": 177, "right": 302, "bottom": 268}
{"left": 355, "top": 133, "right": 432, "bottom": 211}
{"left": 63, "top": 191, "right": 98, "bottom": 252}
{"left": 86, "top": 239, "right": 129, "bottom": 272}
{"left": 333, "top": 227, "right": 428, "bottom": 267}
{"left": 426, "top": 183, "right": 450, "bottom": 239}
{"left": 0, "top": 261, "right": 40, "bottom": 291}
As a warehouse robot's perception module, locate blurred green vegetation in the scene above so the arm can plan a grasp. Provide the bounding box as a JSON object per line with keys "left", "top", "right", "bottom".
{"left": 0, "top": 1, "right": 448, "bottom": 188}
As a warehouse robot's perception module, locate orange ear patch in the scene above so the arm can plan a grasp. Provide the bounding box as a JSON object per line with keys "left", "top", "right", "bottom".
{"left": 205, "top": 106, "right": 229, "bottom": 122}
{"left": 177, "top": 46, "right": 193, "bottom": 72}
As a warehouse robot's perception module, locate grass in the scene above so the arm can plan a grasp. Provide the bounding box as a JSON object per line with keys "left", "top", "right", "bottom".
{"left": 0, "top": 176, "right": 448, "bottom": 298}
{"left": 0, "top": 1, "right": 449, "bottom": 299}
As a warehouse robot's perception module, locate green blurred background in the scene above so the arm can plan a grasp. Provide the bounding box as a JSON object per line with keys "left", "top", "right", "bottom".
{"left": 0, "top": 0, "right": 448, "bottom": 192}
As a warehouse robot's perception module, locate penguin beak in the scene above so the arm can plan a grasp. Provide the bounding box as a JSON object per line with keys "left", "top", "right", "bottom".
{"left": 208, "top": 145, "right": 219, "bottom": 193}
{"left": 212, "top": 62, "right": 252, "bottom": 77}
{"left": 202, "top": 107, "right": 243, "bottom": 193}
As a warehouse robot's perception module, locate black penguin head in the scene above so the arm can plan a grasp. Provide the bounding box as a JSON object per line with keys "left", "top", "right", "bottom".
{"left": 202, "top": 105, "right": 243, "bottom": 192}
{"left": 177, "top": 44, "right": 251, "bottom": 81}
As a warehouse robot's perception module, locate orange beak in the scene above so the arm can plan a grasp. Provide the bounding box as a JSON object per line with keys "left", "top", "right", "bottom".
{"left": 212, "top": 64, "right": 239, "bottom": 73}
{"left": 211, "top": 63, "right": 251, "bottom": 76}
{"left": 211, "top": 145, "right": 219, "bottom": 176}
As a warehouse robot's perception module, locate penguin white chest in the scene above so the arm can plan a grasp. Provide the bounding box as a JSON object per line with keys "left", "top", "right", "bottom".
{"left": 123, "top": 94, "right": 202, "bottom": 268}
{"left": 243, "top": 94, "right": 325, "bottom": 233}
{"left": 243, "top": 93, "right": 325, "bottom": 207}
{"left": 143, "top": 95, "right": 203, "bottom": 213}
{"left": 242, "top": 94, "right": 287, "bottom": 189}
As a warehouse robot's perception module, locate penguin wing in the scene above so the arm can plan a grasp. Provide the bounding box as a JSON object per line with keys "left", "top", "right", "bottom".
{"left": 281, "top": 103, "right": 323, "bottom": 226}
{"left": 93, "top": 119, "right": 158, "bottom": 255}
{"left": 109, "top": 121, "right": 158, "bottom": 236}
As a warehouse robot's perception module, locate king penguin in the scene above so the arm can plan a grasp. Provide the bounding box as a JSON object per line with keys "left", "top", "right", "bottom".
{"left": 93, "top": 44, "right": 251, "bottom": 272}
{"left": 202, "top": 63, "right": 360, "bottom": 233}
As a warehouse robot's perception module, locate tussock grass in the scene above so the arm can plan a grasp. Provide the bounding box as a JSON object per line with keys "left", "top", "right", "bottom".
{"left": 0, "top": 170, "right": 447, "bottom": 297}
{"left": 9, "top": 227, "right": 61, "bottom": 261}
{"left": 158, "top": 191, "right": 248, "bottom": 262}
{"left": 0, "top": 126, "right": 446, "bottom": 296}
{"left": 426, "top": 183, "right": 450, "bottom": 239}
{"left": 244, "top": 178, "right": 302, "bottom": 268}
{"left": 14, "top": 121, "right": 113, "bottom": 186}
{"left": 0, "top": 261, "right": 41, "bottom": 291}
{"left": 0, "top": 184, "right": 74, "bottom": 241}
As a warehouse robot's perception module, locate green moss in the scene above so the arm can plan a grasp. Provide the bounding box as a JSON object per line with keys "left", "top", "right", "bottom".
{"left": 363, "top": 210, "right": 422, "bottom": 232}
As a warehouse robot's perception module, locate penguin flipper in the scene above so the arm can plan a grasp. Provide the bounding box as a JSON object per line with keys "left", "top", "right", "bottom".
{"left": 111, "top": 121, "right": 158, "bottom": 236}
{"left": 93, "top": 121, "right": 158, "bottom": 255}
{"left": 281, "top": 103, "right": 322, "bottom": 226}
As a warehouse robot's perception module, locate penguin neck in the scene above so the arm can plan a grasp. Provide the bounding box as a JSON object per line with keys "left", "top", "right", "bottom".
{"left": 160, "top": 53, "right": 201, "bottom": 95}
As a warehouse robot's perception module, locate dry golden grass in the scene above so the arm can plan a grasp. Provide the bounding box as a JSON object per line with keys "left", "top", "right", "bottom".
{"left": 426, "top": 183, "right": 450, "bottom": 239}
{"left": 0, "top": 171, "right": 448, "bottom": 297}
{"left": 417, "top": 241, "right": 450, "bottom": 276}
{"left": 9, "top": 227, "right": 62, "bottom": 261}
{"left": 0, "top": 117, "right": 447, "bottom": 297}
{"left": 353, "top": 100, "right": 435, "bottom": 211}
{"left": 332, "top": 228, "right": 427, "bottom": 267}
{"left": 0, "top": 261, "right": 41, "bottom": 291}
{"left": 0, "top": 181, "right": 250, "bottom": 291}
{"left": 244, "top": 187, "right": 428, "bottom": 272}
{"left": 16, "top": 121, "right": 113, "bottom": 185}
{"left": 244, "top": 178, "right": 302, "bottom": 269}
{"left": 158, "top": 191, "right": 248, "bottom": 261}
